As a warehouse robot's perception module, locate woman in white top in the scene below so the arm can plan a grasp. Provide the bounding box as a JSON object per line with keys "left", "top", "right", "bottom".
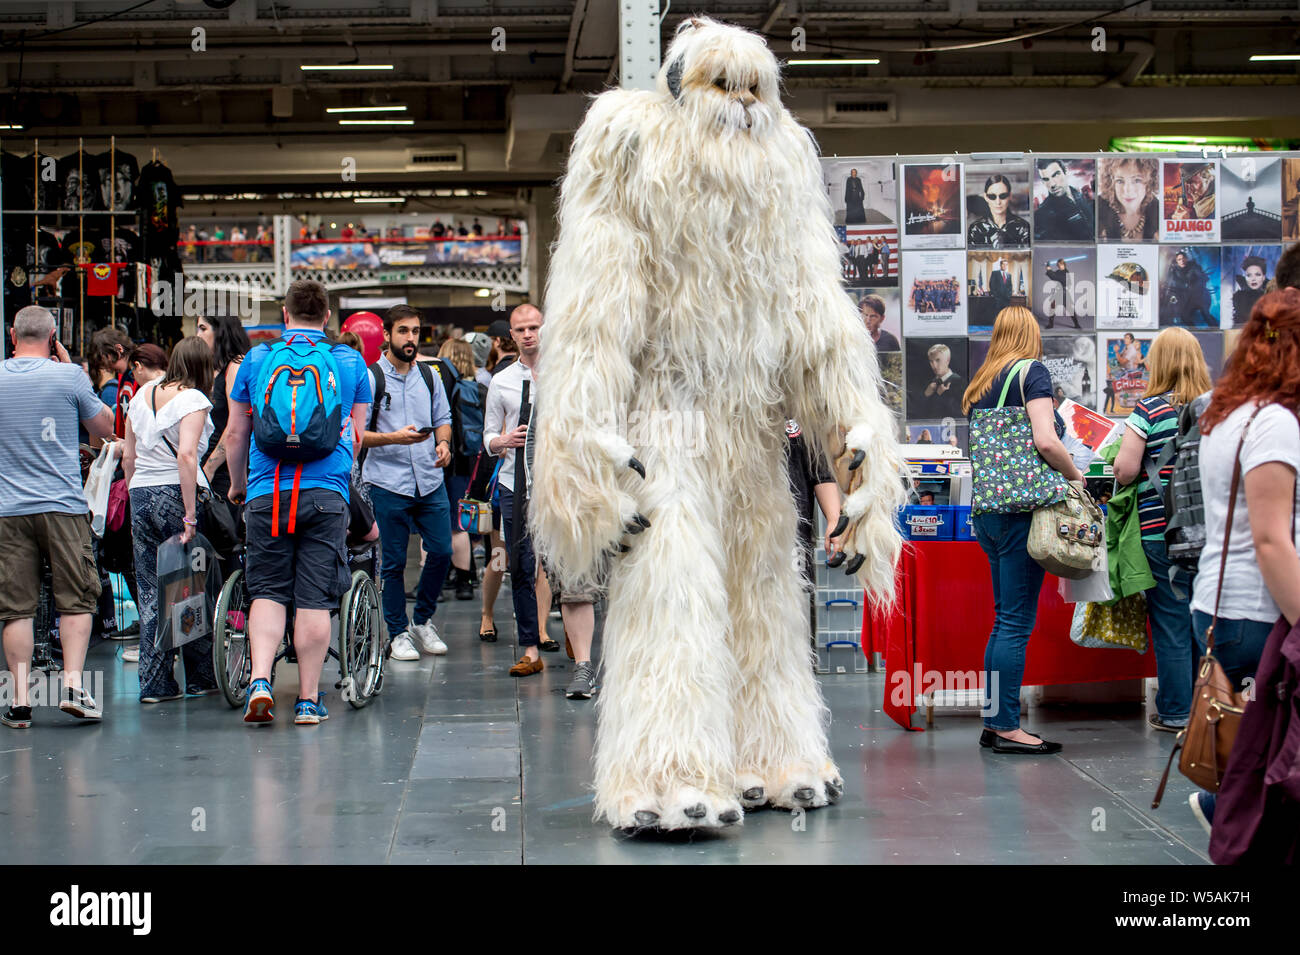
{"left": 121, "top": 337, "right": 218, "bottom": 704}
{"left": 1187, "top": 288, "right": 1300, "bottom": 834}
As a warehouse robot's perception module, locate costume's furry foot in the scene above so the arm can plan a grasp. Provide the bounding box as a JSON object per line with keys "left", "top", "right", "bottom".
{"left": 609, "top": 788, "right": 742, "bottom": 831}
{"left": 767, "top": 764, "right": 844, "bottom": 811}
{"left": 737, "top": 772, "right": 768, "bottom": 810}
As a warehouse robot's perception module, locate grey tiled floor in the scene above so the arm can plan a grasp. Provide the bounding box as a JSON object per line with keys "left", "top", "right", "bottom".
{"left": 0, "top": 578, "right": 1210, "bottom": 865}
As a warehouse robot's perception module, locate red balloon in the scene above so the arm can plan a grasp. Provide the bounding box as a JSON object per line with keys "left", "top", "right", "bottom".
{"left": 342, "top": 311, "right": 384, "bottom": 366}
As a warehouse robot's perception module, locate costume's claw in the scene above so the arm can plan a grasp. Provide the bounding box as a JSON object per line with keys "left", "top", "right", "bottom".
{"left": 843, "top": 554, "right": 865, "bottom": 576}
{"left": 742, "top": 787, "right": 765, "bottom": 803}
{"left": 718, "top": 809, "right": 741, "bottom": 825}
{"left": 848, "top": 450, "right": 865, "bottom": 471}
{"left": 617, "top": 543, "right": 631, "bottom": 554}
{"left": 625, "top": 521, "right": 644, "bottom": 535}
{"left": 634, "top": 513, "right": 651, "bottom": 528}
{"left": 826, "top": 552, "right": 846, "bottom": 569}
{"left": 829, "top": 514, "right": 848, "bottom": 539}
{"left": 793, "top": 787, "right": 815, "bottom": 803}
{"left": 683, "top": 804, "right": 707, "bottom": 820}
{"left": 634, "top": 810, "right": 660, "bottom": 826}
{"left": 628, "top": 457, "right": 645, "bottom": 479}
{"left": 826, "top": 779, "right": 844, "bottom": 801}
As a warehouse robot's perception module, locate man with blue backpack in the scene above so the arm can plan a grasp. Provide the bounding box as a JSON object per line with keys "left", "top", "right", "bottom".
{"left": 361, "top": 305, "right": 454, "bottom": 661}
{"left": 225, "top": 279, "right": 372, "bottom": 726}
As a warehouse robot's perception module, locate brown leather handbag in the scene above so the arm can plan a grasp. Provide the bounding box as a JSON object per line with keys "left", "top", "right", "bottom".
{"left": 1151, "top": 406, "right": 1262, "bottom": 809}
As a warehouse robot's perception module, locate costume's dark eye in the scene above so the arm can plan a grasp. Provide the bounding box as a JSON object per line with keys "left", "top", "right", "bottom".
{"left": 749, "top": 85, "right": 758, "bottom": 96}
{"left": 713, "top": 78, "right": 728, "bottom": 90}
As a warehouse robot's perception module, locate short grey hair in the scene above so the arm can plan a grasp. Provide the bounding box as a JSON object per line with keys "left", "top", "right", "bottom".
{"left": 13, "top": 306, "right": 56, "bottom": 343}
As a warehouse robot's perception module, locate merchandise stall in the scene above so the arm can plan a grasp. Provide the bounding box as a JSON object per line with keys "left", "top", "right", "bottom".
{"left": 865, "top": 443, "right": 1156, "bottom": 732}
{"left": 827, "top": 148, "right": 1289, "bottom": 729}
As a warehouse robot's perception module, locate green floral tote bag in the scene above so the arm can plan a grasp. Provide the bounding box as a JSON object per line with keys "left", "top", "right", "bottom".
{"left": 970, "top": 359, "right": 1068, "bottom": 515}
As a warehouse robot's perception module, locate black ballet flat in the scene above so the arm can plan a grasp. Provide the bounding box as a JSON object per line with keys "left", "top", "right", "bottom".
{"left": 980, "top": 729, "right": 995, "bottom": 748}
{"left": 539, "top": 638, "right": 561, "bottom": 653}
{"left": 991, "top": 734, "right": 1063, "bottom": 755}
{"left": 479, "top": 627, "right": 498, "bottom": 643}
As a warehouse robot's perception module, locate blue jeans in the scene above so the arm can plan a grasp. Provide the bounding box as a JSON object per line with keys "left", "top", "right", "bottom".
{"left": 1188, "top": 610, "right": 1275, "bottom": 820}
{"left": 369, "top": 483, "right": 453, "bottom": 637}
{"left": 499, "top": 486, "right": 539, "bottom": 647}
{"left": 129, "top": 485, "right": 216, "bottom": 700}
{"left": 1142, "top": 538, "right": 1197, "bottom": 724}
{"left": 973, "top": 512, "right": 1046, "bottom": 730}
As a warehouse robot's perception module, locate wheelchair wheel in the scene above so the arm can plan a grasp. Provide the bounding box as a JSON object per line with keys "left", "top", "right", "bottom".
{"left": 338, "top": 570, "right": 384, "bottom": 709}
{"left": 213, "top": 568, "right": 252, "bottom": 708}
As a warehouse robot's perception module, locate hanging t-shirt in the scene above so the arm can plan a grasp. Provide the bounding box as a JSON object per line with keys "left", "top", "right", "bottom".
{"left": 1, "top": 152, "right": 33, "bottom": 212}
{"left": 94, "top": 150, "right": 139, "bottom": 212}
{"left": 134, "top": 161, "right": 182, "bottom": 245}
{"left": 56, "top": 152, "right": 101, "bottom": 212}
{"left": 21, "top": 153, "right": 60, "bottom": 211}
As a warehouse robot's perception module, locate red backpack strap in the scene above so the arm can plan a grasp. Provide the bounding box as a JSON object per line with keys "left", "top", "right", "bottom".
{"left": 271, "top": 462, "right": 282, "bottom": 537}
{"left": 287, "top": 465, "right": 303, "bottom": 535}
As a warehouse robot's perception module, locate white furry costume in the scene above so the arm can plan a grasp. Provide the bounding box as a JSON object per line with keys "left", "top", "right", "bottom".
{"left": 529, "top": 17, "right": 904, "bottom": 831}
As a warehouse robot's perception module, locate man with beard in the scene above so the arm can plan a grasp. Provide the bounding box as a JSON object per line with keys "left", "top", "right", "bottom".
{"left": 1162, "top": 249, "right": 1214, "bottom": 327}
{"left": 1034, "top": 159, "right": 1095, "bottom": 241}
{"left": 361, "top": 304, "right": 454, "bottom": 662}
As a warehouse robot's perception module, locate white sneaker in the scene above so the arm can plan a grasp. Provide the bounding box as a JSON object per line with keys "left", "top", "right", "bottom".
{"left": 412, "top": 621, "right": 447, "bottom": 655}
{"left": 122, "top": 646, "right": 139, "bottom": 663}
{"left": 388, "top": 633, "right": 420, "bottom": 661}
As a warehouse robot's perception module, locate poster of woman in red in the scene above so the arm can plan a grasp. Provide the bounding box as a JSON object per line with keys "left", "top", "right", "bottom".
{"left": 1160, "top": 160, "right": 1220, "bottom": 242}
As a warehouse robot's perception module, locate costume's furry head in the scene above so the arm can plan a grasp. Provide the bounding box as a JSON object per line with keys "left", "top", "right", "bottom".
{"left": 657, "top": 17, "right": 782, "bottom": 140}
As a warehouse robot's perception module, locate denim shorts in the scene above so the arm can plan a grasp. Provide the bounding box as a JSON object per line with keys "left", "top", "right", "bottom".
{"left": 244, "top": 487, "right": 350, "bottom": 610}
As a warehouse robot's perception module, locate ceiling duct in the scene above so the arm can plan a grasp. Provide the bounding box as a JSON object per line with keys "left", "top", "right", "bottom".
{"left": 405, "top": 147, "right": 465, "bottom": 171}
{"left": 823, "top": 93, "right": 897, "bottom": 126}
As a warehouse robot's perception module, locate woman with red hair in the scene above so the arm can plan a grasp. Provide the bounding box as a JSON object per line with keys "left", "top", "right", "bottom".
{"left": 1187, "top": 288, "right": 1300, "bottom": 848}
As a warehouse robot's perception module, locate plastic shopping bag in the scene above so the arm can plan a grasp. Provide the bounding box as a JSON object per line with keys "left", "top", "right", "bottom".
{"left": 1069, "top": 593, "right": 1148, "bottom": 653}
{"left": 83, "top": 442, "right": 121, "bottom": 538}
{"left": 1059, "top": 539, "right": 1114, "bottom": 604}
{"left": 154, "top": 533, "right": 222, "bottom": 652}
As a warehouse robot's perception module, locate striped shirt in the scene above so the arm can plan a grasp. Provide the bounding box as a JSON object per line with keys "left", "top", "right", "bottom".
{"left": 1126, "top": 393, "right": 1179, "bottom": 541}
{"left": 0, "top": 358, "right": 106, "bottom": 517}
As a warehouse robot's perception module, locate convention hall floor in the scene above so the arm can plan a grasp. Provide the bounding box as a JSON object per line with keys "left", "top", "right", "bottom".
{"left": 0, "top": 584, "right": 1211, "bottom": 865}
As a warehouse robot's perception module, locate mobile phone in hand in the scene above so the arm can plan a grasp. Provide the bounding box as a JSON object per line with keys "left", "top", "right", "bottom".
{"left": 417, "top": 426, "right": 436, "bottom": 435}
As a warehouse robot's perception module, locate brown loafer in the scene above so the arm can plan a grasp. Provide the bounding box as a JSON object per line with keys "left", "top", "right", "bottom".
{"left": 509, "top": 654, "right": 544, "bottom": 677}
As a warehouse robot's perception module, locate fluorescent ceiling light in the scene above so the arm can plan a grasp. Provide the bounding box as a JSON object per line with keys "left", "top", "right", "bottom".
{"left": 0, "top": 124, "right": 23, "bottom": 130}
{"left": 301, "top": 64, "right": 394, "bottom": 71}
{"left": 1250, "top": 54, "right": 1300, "bottom": 61}
{"left": 326, "top": 105, "right": 407, "bottom": 113}
{"left": 354, "top": 197, "right": 405, "bottom": 203}
{"left": 787, "top": 58, "right": 880, "bottom": 66}
{"left": 337, "top": 119, "right": 414, "bottom": 126}
{"left": 473, "top": 288, "right": 492, "bottom": 297}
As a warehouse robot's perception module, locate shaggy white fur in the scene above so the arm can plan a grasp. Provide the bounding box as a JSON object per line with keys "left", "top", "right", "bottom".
{"left": 529, "top": 17, "right": 904, "bottom": 831}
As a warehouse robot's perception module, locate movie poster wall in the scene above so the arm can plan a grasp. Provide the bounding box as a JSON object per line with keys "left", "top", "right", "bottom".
{"left": 822, "top": 151, "right": 1292, "bottom": 446}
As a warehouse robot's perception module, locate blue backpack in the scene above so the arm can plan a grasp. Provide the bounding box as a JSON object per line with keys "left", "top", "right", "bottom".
{"left": 251, "top": 333, "right": 345, "bottom": 534}
{"left": 442, "top": 361, "right": 487, "bottom": 459}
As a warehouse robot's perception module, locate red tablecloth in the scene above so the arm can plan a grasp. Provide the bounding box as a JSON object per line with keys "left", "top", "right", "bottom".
{"left": 862, "top": 541, "right": 1156, "bottom": 731}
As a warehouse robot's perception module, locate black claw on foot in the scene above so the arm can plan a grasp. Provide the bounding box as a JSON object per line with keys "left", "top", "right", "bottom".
{"left": 634, "top": 513, "right": 651, "bottom": 528}
{"left": 848, "top": 450, "right": 865, "bottom": 471}
{"left": 826, "top": 780, "right": 844, "bottom": 800}
{"left": 718, "top": 809, "right": 741, "bottom": 824}
{"left": 843, "top": 554, "right": 865, "bottom": 575}
{"left": 628, "top": 457, "right": 646, "bottom": 479}
{"left": 742, "top": 787, "right": 765, "bottom": 802}
{"left": 826, "top": 552, "right": 846, "bottom": 569}
{"left": 625, "top": 521, "right": 644, "bottom": 535}
{"left": 829, "top": 514, "right": 848, "bottom": 539}
{"left": 793, "top": 787, "right": 815, "bottom": 802}
{"left": 683, "top": 804, "right": 707, "bottom": 819}
{"left": 634, "top": 810, "right": 660, "bottom": 826}
{"left": 617, "top": 543, "right": 631, "bottom": 553}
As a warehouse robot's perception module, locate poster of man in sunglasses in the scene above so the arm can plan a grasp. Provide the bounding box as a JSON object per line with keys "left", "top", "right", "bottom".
{"left": 965, "top": 162, "right": 1031, "bottom": 249}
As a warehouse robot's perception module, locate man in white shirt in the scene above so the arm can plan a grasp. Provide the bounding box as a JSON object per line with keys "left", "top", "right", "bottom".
{"left": 483, "top": 304, "right": 544, "bottom": 676}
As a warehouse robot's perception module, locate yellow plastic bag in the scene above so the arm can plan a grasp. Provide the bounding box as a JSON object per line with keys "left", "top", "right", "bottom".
{"left": 1069, "top": 592, "right": 1147, "bottom": 653}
